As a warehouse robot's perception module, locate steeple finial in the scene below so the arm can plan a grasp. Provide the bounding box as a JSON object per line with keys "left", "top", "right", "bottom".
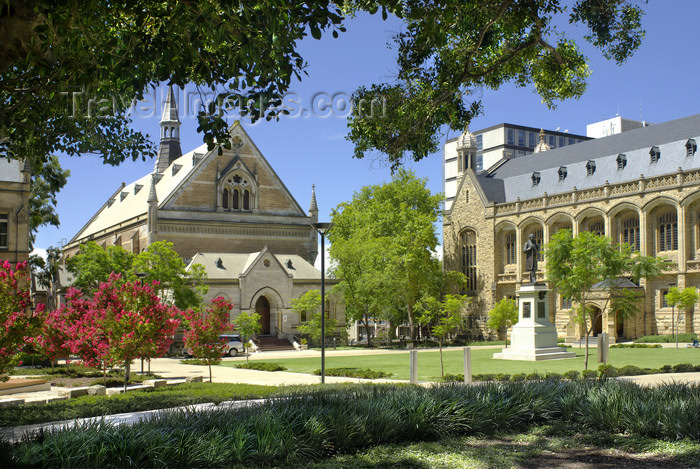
{"left": 309, "top": 184, "right": 318, "bottom": 213}
{"left": 533, "top": 129, "right": 551, "bottom": 154}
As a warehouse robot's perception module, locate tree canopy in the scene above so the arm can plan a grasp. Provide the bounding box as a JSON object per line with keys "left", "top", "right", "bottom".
{"left": 65, "top": 240, "right": 207, "bottom": 310}
{"left": 545, "top": 229, "right": 664, "bottom": 369}
{"left": 329, "top": 169, "right": 444, "bottom": 343}
{"left": 2, "top": 1, "right": 645, "bottom": 172}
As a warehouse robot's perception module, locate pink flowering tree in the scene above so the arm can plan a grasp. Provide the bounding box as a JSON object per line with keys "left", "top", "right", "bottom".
{"left": 183, "top": 296, "right": 233, "bottom": 383}
{"left": 61, "top": 273, "right": 180, "bottom": 387}
{"left": 28, "top": 307, "right": 73, "bottom": 370}
{"left": 0, "top": 261, "right": 42, "bottom": 380}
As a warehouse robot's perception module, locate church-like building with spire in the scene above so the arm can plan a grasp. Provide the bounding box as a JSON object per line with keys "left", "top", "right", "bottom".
{"left": 63, "top": 86, "right": 341, "bottom": 342}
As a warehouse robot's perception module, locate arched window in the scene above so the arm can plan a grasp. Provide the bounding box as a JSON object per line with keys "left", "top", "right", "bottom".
{"left": 622, "top": 216, "right": 640, "bottom": 251}
{"left": 659, "top": 210, "right": 678, "bottom": 251}
{"left": 232, "top": 189, "right": 239, "bottom": 209}
{"left": 461, "top": 230, "right": 477, "bottom": 292}
{"left": 586, "top": 219, "right": 605, "bottom": 236}
{"left": 223, "top": 188, "right": 229, "bottom": 209}
{"left": 505, "top": 232, "right": 516, "bottom": 265}
{"left": 243, "top": 190, "right": 250, "bottom": 210}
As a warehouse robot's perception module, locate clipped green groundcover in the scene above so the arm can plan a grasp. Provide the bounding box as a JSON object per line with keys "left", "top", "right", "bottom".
{"left": 313, "top": 367, "right": 393, "bottom": 379}
{"left": 235, "top": 362, "right": 287, "bottom": 372}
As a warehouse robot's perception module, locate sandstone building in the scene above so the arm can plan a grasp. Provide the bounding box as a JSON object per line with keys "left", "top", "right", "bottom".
{"left": 64, "top": 87, "right": 342, "bottom": 340}
{"left": 443, "top": 114, "right": 700, "bottom": 342}
{"left": 0, "top": 159, "right": 31, "bottom": 266}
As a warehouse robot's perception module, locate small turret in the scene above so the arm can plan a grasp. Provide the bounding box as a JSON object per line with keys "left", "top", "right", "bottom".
{"left": 147, "top": 173, "right": 159, "bottom": 245}
{"left": 456, "top": 124, "right": 477, "bottom": 172}
{"left": 533, "top": 129, "right": 551, "bottom": 154}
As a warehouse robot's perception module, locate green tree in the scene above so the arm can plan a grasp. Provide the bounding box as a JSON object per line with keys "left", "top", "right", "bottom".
{"left": 133, "top": 241, "right": 208, "bottom": 310}
{"left": 347, "top": 0, "right": 646, "bottom": 168}
{"left": 665, "top": 287, "right": 699, "bottom": 349}
{"left": 28, "top": 156, "right": 70, "bottom": 249}
{"left": 2, "top": 2, "right": 646, "bottom": 172}
{"left": 66, "top": 241, "right": 134, "bottom": 292}
{"left": 545, "top": 229, "right": 665, "bottom": 370}
{"left": 487, "top": 298, "right": 518, "bottom": 348}
{"left": 232, "top": 311, "right": 262, "bottom": 363}
{"left": 329, "top": 169, "right": 443, "bottom": 342}
{"left": 1, "top": 1, "right": 346, "bottom": 170}
{"left": 293, "top": 290, "right": 338, "bottom": 347}
{"left": 30, "top": 246, "right": 63, "bottom": 312}
{"left": 428, "top": 294, "right": 469, "bottom": 377}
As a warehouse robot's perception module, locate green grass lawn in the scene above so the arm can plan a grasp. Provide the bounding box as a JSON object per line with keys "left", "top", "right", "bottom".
{"left": 221, "top": 347, "right": 700, "bottom": 381}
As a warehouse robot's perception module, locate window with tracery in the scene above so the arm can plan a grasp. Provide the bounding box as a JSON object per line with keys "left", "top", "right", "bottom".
{"left": 587, "top": 220, "right": 605, "bottom": 236}
{"left": 221, "top": 173, "right": 254, "bottom": 211}
{"left": 622, "top": 216, "right": 640, "bottom": 251}
{"left": 505, "top": 233, "right": 516, "bottom": 264}
{"left": 658, "top": 210, "right": 678, "bottom": 251}
{"left": 461, "top": 230, "right": 477, "bottom": 292}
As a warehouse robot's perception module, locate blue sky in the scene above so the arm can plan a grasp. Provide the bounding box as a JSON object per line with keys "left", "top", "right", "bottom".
{"left": 34, "top": 2, "right": 700, "bottom": 266}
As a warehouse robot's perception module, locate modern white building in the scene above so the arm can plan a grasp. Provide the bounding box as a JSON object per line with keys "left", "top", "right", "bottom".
{"left": 586, "top": 116, "right": 649, "bottom": 138}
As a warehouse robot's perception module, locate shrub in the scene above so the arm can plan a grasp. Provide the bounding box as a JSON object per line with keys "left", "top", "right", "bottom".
{"left": 598, "top": 364, "right": 618, "bottom": 378}
{"left": 526, "top": 372, "right": 542, "bottom": 381}
{"left": 181, "top": 358, "right": 222, "bottom": 366}
{"left": 313, "top": 368, "right": 392, "bottom": 379}
{"left": 617, "top": 365, "right": 647, "bottom": 376}
{"left": 634, "top": 333, "right": 699, "bottom": 343}
{"left": 563, "top": 370, "right": 580, "bottom": 380}
{"left": 442, "top": 373, "right": 464, "bottom": 382}
{"left": 673, "top": 363, "right": 696, "bottom": 373}
{"left": 661, "top": 364, "right": 674, "bottom": 373}
{"left": 511, "top": 373, "right": 527, "bottom": 382}
{"left": 235, "top": 362, "right": 287, "bottom": 372}
{"left": 582, "top": 370, "right": 598, "bottom": 380}
{"left": 610, "top": 343, "right": 662, "bottom": 349}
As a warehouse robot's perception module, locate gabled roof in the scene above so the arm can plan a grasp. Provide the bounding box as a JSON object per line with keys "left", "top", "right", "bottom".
{"left": 70, "top": 122, "right": 307, "bottom": 242}
{"left": 477, "top": 113, "right": 700, "bottom": 204}
{"left": 188, "top": 250, "right": 321, "bottom": 280}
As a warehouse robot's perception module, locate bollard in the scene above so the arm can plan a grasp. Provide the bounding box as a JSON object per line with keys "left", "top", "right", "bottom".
{"left": 409, "top": 349, "right": 418, "bottom": 384}
{"left": 597, "top": 332, "right": 609, "bottom": 364}
{"left": 463, "top": 347, "right": 472, "bottom": 384}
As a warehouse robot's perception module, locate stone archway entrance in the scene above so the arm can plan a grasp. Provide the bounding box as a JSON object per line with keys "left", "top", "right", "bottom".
{"left": 592, "top": 307, "right": 603, "bottom": 336}
{"left": 256, "top": 296, "right": 271, "bottom": 335}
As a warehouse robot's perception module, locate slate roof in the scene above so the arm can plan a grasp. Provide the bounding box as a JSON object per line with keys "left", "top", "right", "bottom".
{"left": 0, "top": 159, "right": 23, "bottom": 183}
{"left": 477, "top": 114, "right": 700, "bottom": 204}
{"left": 189, "top": 251, "right": 321, "bottom": 280}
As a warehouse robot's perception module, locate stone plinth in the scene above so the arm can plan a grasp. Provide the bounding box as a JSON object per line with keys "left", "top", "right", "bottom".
{"left": 494, "top": 283, "right": 576, "bottom": 361}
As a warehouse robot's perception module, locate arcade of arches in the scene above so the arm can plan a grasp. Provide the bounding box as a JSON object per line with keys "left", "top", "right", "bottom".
{"left": 447, "top": 192, "right": 700, "bottom": 343}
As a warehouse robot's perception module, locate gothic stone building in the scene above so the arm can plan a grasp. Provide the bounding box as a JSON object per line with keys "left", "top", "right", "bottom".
{"left": 64, "top": 87, "right": 343, "bottom": 339}
{"left": 0, "top": 158, "right": 30, "bottom": 266}
{"left": 444, "top": 114, "right": 700, "bottom": 342}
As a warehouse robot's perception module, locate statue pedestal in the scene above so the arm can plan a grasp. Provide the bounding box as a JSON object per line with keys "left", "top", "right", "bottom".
{"left": 493, "top": 283, "right": 576, "bottom": 361}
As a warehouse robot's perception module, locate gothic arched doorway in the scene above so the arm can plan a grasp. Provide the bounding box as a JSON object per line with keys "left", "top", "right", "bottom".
{"left": 256, "top": 296, "right": 271, "bottom": 335}
{"left": 616, "top": 311, "right": 624, "bottom": 338}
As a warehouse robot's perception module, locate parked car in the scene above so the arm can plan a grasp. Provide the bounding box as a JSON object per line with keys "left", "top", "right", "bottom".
{"left": 183, "top": 334, "right": 245, "bottom": 358}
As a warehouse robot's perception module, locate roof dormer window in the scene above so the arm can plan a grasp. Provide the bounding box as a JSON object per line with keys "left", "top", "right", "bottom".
{"left": 617, "top": 154, "right": 627, "bottom": 170}
{"left": 650, "top": 146, "right": 660, "bottom": 164}
{"left": 686, "top": 139, "right": 697, "bottom": 156}
{"left": 531, "top": 172, "right": 541, "bottom": 186}
{"left": 558, "top": 166, "right": 567, "bottom": 181}
{"left": 586, "top": 160, "right": 596, "bottom": 176}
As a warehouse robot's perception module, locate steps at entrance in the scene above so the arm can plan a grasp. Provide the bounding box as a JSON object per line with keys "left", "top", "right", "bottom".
{"left": 256, "top": 336, "right": 295, "bottom": 352}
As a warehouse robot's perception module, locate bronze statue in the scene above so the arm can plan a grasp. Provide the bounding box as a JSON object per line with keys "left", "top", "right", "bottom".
{"left": 523, "top": 233, "right": 539, "bottom": 283}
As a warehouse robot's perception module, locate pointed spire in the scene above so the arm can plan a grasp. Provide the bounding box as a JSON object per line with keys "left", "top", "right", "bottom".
{"left": 309, "top": 184, "right": 318, "bottom": 213}
{"left": 154, "top": 85, "right": 183, "bottom": 173}
{"left": 161, "top": 85, "right": 180, "bottom": 124}
{"left": 147, "top": 173, "right": 158, "bottom": 204}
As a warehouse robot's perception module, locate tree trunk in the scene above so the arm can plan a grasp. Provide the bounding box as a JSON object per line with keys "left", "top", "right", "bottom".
{"left": 407, "top": 302, "right": 415, "bottom": 341}
{"left": 439, "top": 339, "right": 444, "bottom": 377}
{"left": 208, "top": 361, "right": 213, "bottom": 383}
{"left": 124, "top": 361, "right": 129, "bottom": 393}
{"left": 362, "top": 308, "right": 372, "bottom": 348}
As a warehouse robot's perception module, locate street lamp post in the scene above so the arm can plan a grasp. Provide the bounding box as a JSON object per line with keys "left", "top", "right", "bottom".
{"left": 311, "top": 222, "right": 333, "bottom": 384}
